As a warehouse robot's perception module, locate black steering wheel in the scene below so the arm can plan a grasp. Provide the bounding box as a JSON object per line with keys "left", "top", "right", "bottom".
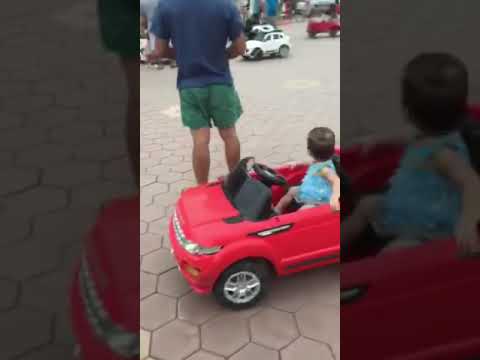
{"left": 252, "top": 163, "right": 288, "bottom": 187}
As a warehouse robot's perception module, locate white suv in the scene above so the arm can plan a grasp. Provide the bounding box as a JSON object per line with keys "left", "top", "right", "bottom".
{"left": 244, "top": 31, "right": 292, "bottom": 60}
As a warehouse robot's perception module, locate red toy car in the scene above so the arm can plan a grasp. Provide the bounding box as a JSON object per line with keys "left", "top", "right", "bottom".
{"left": 307, "top": 4, "right": 340, "bottom": 38}
{"left": 169, "top": 153, "right": 340, "bottom": 309}
{"left": 341, "top": 107, "right": 480, "bottom": 360}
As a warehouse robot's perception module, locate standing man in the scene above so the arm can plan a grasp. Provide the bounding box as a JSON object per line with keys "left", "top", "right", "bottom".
{"left": 265, "top": 0, "right": 278, "bottom": 25}
{"left": 148, "top": 0, "right": 246, "bottom": 185}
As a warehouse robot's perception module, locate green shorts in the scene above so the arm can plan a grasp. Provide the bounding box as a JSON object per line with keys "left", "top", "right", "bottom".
{"left": 98, "top": 0, "right": 138, "bottom": 57}
{"left": 179, "top": 85, "right": 243, "bottom": 130}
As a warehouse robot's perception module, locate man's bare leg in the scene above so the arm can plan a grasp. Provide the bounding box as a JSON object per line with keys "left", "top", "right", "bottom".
{"left": 120, "top": 58, "right": 140, "bottom": 186}
{"left": 218, "top": 127, "right": 241, "bottom": 172}
{"left": 191, "top": 128, "right": 211, "bottom": 184}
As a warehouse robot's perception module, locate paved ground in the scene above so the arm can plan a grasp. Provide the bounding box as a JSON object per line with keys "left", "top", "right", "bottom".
{"left": 0, "top": 0, "right": 135, "bottom": 358}
{"left": 140, "top": 22, "right": 340, "bottom": 360}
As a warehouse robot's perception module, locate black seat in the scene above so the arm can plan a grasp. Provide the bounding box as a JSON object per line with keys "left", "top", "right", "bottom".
{"left": 461, "top": 117, "right": 480, "bottom": 174}
{"left": 233, "top": 178, "right": 273, "bottom": 221}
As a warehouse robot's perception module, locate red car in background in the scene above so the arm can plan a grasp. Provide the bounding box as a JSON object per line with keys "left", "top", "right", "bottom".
{"left": 169, "top": 153, "right": 340, "bottom": 309}
{"left": 307, "top": 3, "right": 340, "bottom": 38}
{"left": 341, "top": 106, "right": 480, "bottom": 360}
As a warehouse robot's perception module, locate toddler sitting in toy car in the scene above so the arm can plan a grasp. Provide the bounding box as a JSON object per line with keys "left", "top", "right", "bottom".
{"left": 342, "top": 53, "right": 480, "bottom": 256}
{"left": 274, "top": 127, "right": 340, "bottom": 214}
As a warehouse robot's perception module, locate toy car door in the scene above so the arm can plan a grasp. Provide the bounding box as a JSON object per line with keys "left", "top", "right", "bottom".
{"left": 262, "top": 33, "right": 276, "bottom": 53}
{"left": 266, "top": 206, "right": 340, "bottom": 274}
{"left": 271, "top": 33, "right": 283, "bottom": 50}
{"left": 341, "top": 239, "right": 480, "bottom": 360}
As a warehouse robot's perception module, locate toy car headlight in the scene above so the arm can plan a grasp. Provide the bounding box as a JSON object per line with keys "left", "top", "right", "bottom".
{"left": 173, "top": 212, "right": 222, "bottom": 255}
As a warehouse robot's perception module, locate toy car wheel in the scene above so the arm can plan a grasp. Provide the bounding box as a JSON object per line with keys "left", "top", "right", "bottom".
{"left": 279, "top": 45, "right": 290, "bottom": 58}
{"left": 308, "top": 32, "right": 316, "bottom": 38}
{"left": 252, "top": 48, "right": 263, "bottom": 60}
{"left": 329, "top": 29, "right": 339, "bottom": 37}
{"left": 214, "top": 260, "right": 272, "bottom": 309}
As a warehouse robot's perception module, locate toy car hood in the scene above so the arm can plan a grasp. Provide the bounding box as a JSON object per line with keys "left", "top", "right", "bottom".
{"left": 176, "top": 184, "right": 238, "bottom": 228}
{"left": 246, "top": 40, "right": 262, "bottom": 48}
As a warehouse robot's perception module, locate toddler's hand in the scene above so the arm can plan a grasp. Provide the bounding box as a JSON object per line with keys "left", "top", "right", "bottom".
{"left": 455, "top": 215, "right": 480, "bottom": 257}
{"left": 330, "top": 197, "right": 340, "bottom": 212}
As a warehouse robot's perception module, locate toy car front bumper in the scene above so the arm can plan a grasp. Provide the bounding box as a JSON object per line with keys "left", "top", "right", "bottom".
{"left": 168, "top": 218, "right": 218, "bottom": 295}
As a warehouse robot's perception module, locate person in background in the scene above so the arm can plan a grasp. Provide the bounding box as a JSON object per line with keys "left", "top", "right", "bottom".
{"left": 265, "top": 0, "right": 278, "bottom": 25}
{"left": 147, "top": 0, "right": 246, "bottom": 185}
{"left": 140, "top": 0, "right": 164, "bottom": 69}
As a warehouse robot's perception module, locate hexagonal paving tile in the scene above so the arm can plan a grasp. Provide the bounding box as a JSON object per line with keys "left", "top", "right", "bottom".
{"left": 141, "top": 174, "right": 156, "bottom": 187}
{"left": 21, "top": 270, "right": 70, "bottom": 312}
{"left": 295, "top": 303, "right": 339, "bottom": 347}
{"left": 265, "top": 273, "right": 314, "bottom": 313}
{"left": 141, "top": 249, "right": 176, "bottom": 275}
{"left": 140, "top": 221, "right": 147, "bottom": 234}
{"left": 70, "top": 182, "right": 134, "bottom": 209}
{"left": 147, "top": 164, "right": 173, "bottom": 176}
{"left": 141, "top": 271, "right": 157, "bottom": 300}
{"left": 0, "top": 307, "right": 51, "bottom": 359}
{"left": 19, "top": 344, "right": 75, "bottom": 360}
{"left": 0, "top": 167, "right": 39, "bottom": 196}
{"left": 0, "top": 215, "right": 30, "bottom": 247}
{"left": 152, "top": 191, "right": 179, "bottom": 207}
{"left": 5, "top": 187, "right": 67, "bottom": 217}
{"left": 169, "top": 179, "right": 196, "bottom": 195}
{"left": 187, "top": 350, "right": 225, "bottom": 360}
{"left": 151, "top": 320, "right": 199, "bottom": 360}
{"left": 157, "top": 269, "right": 191, "bottom": 298}
{"left": 0, "top": 239, "right": 62, "bottom": 281}
{"left": 142, "top": 182, "right": 169, "bottom": 197}
{"left": 281, "top": 337, "right": 333, "bottom": 360}
{"left": 103, "top": 158, "right": 134, "bottom": 183}
{"left": 177, "top": 293, "right": 223, "bottom": 325}
{"left": 0, "top": 127, "right": 46, "bottom": 150}
{"left": 0, "top": 278, "right": 18, "bottom": 310}
{"left": 73, "top": 138, "right": 125, "bottom": 161}
{"left": 140, "top": 294, "right": 177, "bottom": 331}
{"left": 50, "top": 122, "right": 102, "bottom": 145}
{"left": 230, "top": 343, "right": 279, "bottom": 360}
{"left": 147, "top": 217, "right": 169, "bottom": 236}
{"left": 156, "top": 171, "right": 183, "bottom": 184}
{"left": 31, "top": 208, "right": 96, "bottom": 245}
{"left": 141, "top": 202, "right": 166, "bottom": 222}
{"left": 140, "top": 329, "right": 151, "bottom": 360}
{"left": 250, "top": 308, "right": 299, "bottom": 350}
{"left": 201, "top": 313, "right": 249, "bottom": 357}
{"left": 140, "top": 233, "right": 163, "bottom": 256}
{"left": 16, "top": 143, "right": 73, "bottom": 167}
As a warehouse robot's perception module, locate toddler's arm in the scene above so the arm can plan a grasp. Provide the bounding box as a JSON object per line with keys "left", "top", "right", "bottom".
{"left": 434, "top": 148, "right": 480, "bottom": 256}
{"left": 320, "top": 168, "right": 340, "bottom": 211}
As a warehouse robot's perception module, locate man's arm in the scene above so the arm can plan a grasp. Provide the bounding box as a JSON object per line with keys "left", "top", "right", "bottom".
{"left": 226, "top": 34, "right": 246, "bottom": 59}
{"left": 226, "top": 1, "right": 246, "bottom": 59}
{"left": 153, "top": 38, "right": 176, "bottom": 60}
{"left": 148, "top": 1, "right": 174, "bottom": 61}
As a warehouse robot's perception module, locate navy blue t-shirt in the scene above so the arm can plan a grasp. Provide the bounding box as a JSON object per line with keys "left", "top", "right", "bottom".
{"left": 151, "top": 0, "right": 244, "bottom": 90}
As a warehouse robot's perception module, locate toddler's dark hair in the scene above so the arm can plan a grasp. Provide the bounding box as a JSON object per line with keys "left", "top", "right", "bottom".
{"left": 402, "top": 53, "right": 468, "bottom": 133}
{"left": 307, "top": 127, "right": 335, "bottom": 161}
